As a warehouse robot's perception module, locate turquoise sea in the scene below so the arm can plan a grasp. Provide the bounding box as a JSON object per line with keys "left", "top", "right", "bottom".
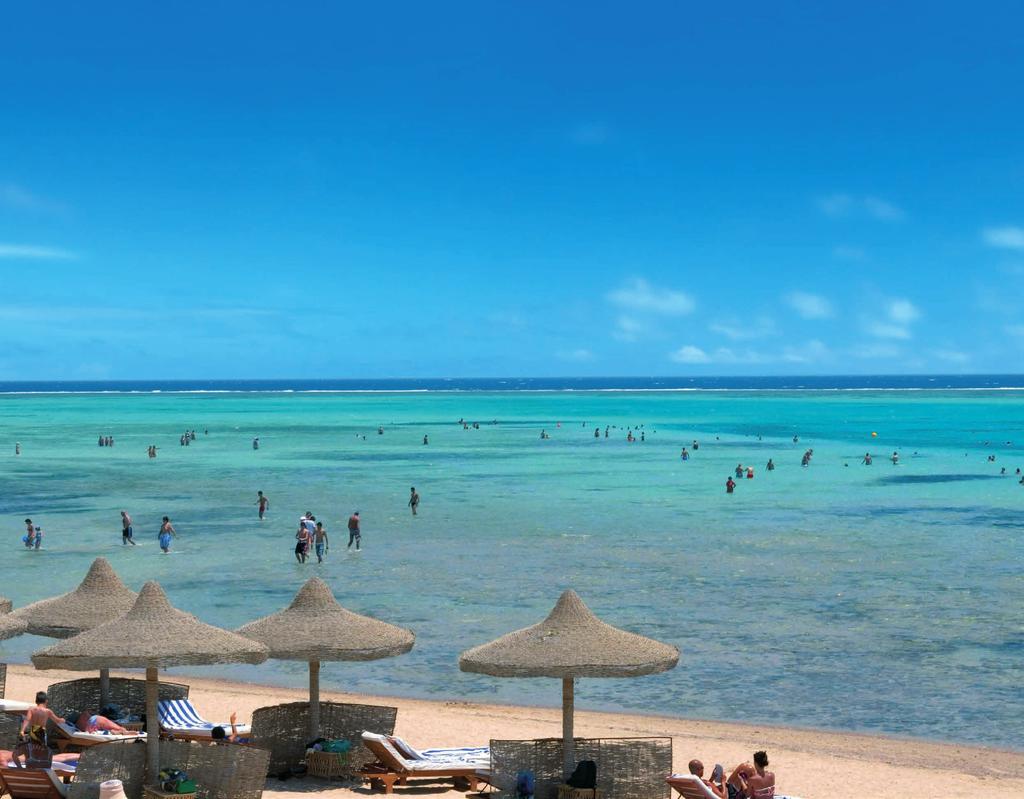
{"left": 1, "top": 381, "right": 1021, "bottom": 749}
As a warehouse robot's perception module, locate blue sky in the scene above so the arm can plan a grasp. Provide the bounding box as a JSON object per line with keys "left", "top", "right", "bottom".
{"left": 2, "top": 2, "right": 1023, "bottom": 379}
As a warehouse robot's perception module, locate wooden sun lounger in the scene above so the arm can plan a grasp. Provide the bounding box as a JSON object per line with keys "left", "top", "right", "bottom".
{"left": 0, "top": 766, "right": 67, "bottom": 798}
{"left": 667, "top": 774, "right": 721, "bottom": 799}
{"left": 358, "top": 732, "right": 489, "bottom": 794}
{"left": 49, "top": 721, "right": 144, "bottom": 752}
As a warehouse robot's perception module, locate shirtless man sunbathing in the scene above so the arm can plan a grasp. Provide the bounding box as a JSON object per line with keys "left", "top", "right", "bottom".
{"left": 76, "top": 710, "right": 138, "bottom": 735}
{"left": 688, "top": 759, "right": 726, "bottom": 799}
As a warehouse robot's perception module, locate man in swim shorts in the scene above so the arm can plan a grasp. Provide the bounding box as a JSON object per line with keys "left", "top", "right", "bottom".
{"left": 20, "top": 692, "right": 65, "bottom": 746}
{"left": 121, "top": 511, "right": 135, "bottom": 545}
{"left": 295, "top": 523, "right": 311, "bottom": 563}
{"left": 256, "top": 491, "right": 269, "bottom": 520}
{"left": 409, "top": 487, "right": 420, "bottom": 516}
{"left": 314, "top": 521, "right": 329, "bottom": 563}
{"left": 347, "top": 511, "right": 361, "bottom": 550}
{"left": 159, "top": 516, "right": 175, "bottom": 553}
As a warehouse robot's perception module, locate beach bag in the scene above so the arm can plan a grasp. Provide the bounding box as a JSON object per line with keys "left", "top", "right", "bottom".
{"left": 322, "top": 739, "right": 351, "bottom": 753}
{"left": 566, "top": 760, "right": 597, "bottom": 790}
{"left": 100, "top": 704, "right": 122, "bottom": 720}
{"left": 158, "top": 768, "right": 189, "bottom": 793}
{"left": 515, "top": 769, "right": 535, "bottom": 799}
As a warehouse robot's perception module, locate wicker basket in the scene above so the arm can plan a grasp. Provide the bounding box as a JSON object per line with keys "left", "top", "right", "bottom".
{"left": 142, "top": 787, "right": 197, "bottom": 799}
{"left": 557, "top": 786, "right": 603, "bottom": 799}
{"left": 306, "top": 748, "right": 349, "bottom": 779}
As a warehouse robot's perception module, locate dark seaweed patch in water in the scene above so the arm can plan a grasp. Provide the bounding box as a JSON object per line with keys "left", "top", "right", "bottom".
{"left": 876, "top": 474, "right": 1000, "bottom": 485}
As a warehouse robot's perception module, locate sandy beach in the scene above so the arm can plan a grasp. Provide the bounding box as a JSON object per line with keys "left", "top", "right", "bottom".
{"left": 5, "top": 665, "right": 1021, "bottom": 799}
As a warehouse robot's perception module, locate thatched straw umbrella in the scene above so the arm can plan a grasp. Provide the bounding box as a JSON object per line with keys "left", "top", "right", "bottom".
{"left": 33, "top": 581, "right": 267, "bottom": 784}
{"left": 237, "top": 577, "right": 414, "bottom": 739}
{"left": 459, "top": 590, "right": 678, "bottom": 777}
{"left": 0, "top": 600, "right": 25, "bottom": 700}
{"left": 5, "top": 558, "right": 137, "bottom": 706}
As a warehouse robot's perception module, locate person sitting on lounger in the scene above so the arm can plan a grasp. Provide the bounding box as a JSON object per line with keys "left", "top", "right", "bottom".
{"left": 728, "top": 751, "right": 774, "bottom": 799}
{"left": 20, "top": 691, "right": 65, "bottom": 746}
{"left": 1, "top": 745, "right": 79, "bottom": 767}
{"left": 76, "top": 710, "right": 136, "bottom": 735}
{"left": 688, "top": 760, "right": 726, "bottom": 799}
{"left": 210, "top": 712, "right": 248, "bottom": 744}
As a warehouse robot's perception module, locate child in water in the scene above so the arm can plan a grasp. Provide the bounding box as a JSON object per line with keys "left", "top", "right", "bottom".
{"left": 158, "top": 517, "right": 176, "bottom": 553}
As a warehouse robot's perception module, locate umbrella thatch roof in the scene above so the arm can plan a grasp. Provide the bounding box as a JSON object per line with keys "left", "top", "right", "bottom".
{"left": 8, "top": 558, "right": 137, "bottom": 638}
{"left": 32, "top": 581, "right": 268, "bottom": 671}
{"left": 0, "top": 612, "right": 26, "bottom": 641}
{"left": 459, "top": 589, "right": 679, "bottom": 679}
{"left": 237, "top": 578, "right": 414, "bottom": 661}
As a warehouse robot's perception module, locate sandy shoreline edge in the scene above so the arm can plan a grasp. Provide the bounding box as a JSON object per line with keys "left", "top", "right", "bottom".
{"left": 6, "top": 664, "right": 1022, "bottom": 799}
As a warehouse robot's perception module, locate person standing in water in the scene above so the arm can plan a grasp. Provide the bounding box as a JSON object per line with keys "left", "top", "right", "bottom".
{"left": 252, "top": 437, "right": 259, "bottom": 450}
{"left": 726, "top": 476, "right": 736, "bottom": 494}
{"left": 313, "top": 521, "right": 329, "bottom": 563}
{"left": 121, "top": 511, "right": 136, "bottom": 545}
{"left": 15, "top": 442, "right": 20, "bottom": 455}
{"left": 423, "top": 434, "right": 429, "bottom": 445}
{"left": 766, "top": 458, "right": 775, "bottom": 471}
{"left": 294, "top": 522, "right": 310, "bottom": 563}
{"left": 158, "top": 517, "right": 176, "bottom": 553}
{"left": 347, "top": 511, "right": 361, "bottom": 550}
{"left": 256, "top": 491, "right": 269, "bottom": 520}
{"left": 409, "top": 487, "right": 420, "bottom": 516}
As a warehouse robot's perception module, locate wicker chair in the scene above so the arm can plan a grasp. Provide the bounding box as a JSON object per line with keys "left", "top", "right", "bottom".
{"left": 45, "top": 678, "right": 189, "bottom": 721}
{"left": 66, "top": 738, "right": 270, "bottom": 799}
{"left": 249, "top": 700, "right": 398, "bottom": 775}
{"left": 489, "top": 737, "right": 672, "bottom": 799}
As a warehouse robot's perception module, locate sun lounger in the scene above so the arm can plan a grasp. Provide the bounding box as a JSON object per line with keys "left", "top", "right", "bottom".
{"left": 387, "top": 735, "right": 489, "bottom": 767}
{"left": 0, "top": 699, "right": 32, "bottom": 714}
{"left": 156, "top": 699, "right": 251, "bottom": 740}
{"left": 0, "top": 765, "right": 68, "bottom": 798}
{"left": 50, "top": 721, "right": 144, "bottom": 752}
{"left": 668, "top": 774, "right": 801, "bottom": 799}
{"left": 667, "top": 774, "right": 721, "bottom": 799}
{"left": 359, "top": 732, "right": 489, "bottom": 794}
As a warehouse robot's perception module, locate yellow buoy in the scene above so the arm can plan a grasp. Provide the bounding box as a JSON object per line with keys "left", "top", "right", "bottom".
{"left": 871, "top": 431, "right": 878, "bottom": 437}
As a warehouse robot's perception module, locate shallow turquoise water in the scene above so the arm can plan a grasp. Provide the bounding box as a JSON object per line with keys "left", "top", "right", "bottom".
{"left": 1, "top": 390, "right": 1021, "bottom": 748}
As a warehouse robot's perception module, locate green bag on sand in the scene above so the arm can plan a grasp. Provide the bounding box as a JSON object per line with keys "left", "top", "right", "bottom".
{"left": 176, "top": 779, "right": 197, "bottom": 794}
{"left": 322, "top": 739, "right": 351, "bottom": 754}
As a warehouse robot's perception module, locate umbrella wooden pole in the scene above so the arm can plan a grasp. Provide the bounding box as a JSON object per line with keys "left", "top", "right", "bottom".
{"left": 309, "top": 660, "right": 320, "bottom": 740}
{"left": 146, "top": 666, "right": 159, "bottom": 785}
{"left": 99, "top": 668, "right": 110, "bottom": 708}
{"left": 562, "top": 677, "right": 574, "bottom": 778}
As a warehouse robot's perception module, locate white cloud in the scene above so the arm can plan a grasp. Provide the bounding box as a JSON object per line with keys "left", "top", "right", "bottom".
{"left": 607, "top": 278, "right": 695, "bottom": 316}
{"left": 669, "top": 345, "right": 710, "bottom": 364}
{"left": 864, "top": 298, "right": 921, "bottom": 339}
{"left": 865, "top": 322, "right": 912, "bottom": 340}
{"left": 931, "top": 348, "right": 969, "bottom": 364}
{"left": 851, "top": 343, "right": 903, "bottom": 359}
{"left": 708, "top": 317, "right": 776, "bottom": 341}
{"left": 818, "top": 194, "right": 904, "bottom": 222}
{"left": 887, "top": 299, "right": 920, "bottom": 324}
{"left": 785, "top": 291, "right": 833, "bottom": 320}
{"left": 782, "top": 340, "right": 830, "bottom": 364}
{"left": 557, "top": 348, "right": 595, "bottom": 362}
{"left": 612, "top": 315, "right": 645, "bottom": 342}
{"left": 864, "top": 196, "right": 906, "bottom": 221}
{"left": 0, "top": 244, "right": 77, "bottom": 260}
{"left": 0, "top": 183, "right": 66, "bottom": 214}
{"left": 982, "top": 226, "right": 1024, "bottom": 251}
